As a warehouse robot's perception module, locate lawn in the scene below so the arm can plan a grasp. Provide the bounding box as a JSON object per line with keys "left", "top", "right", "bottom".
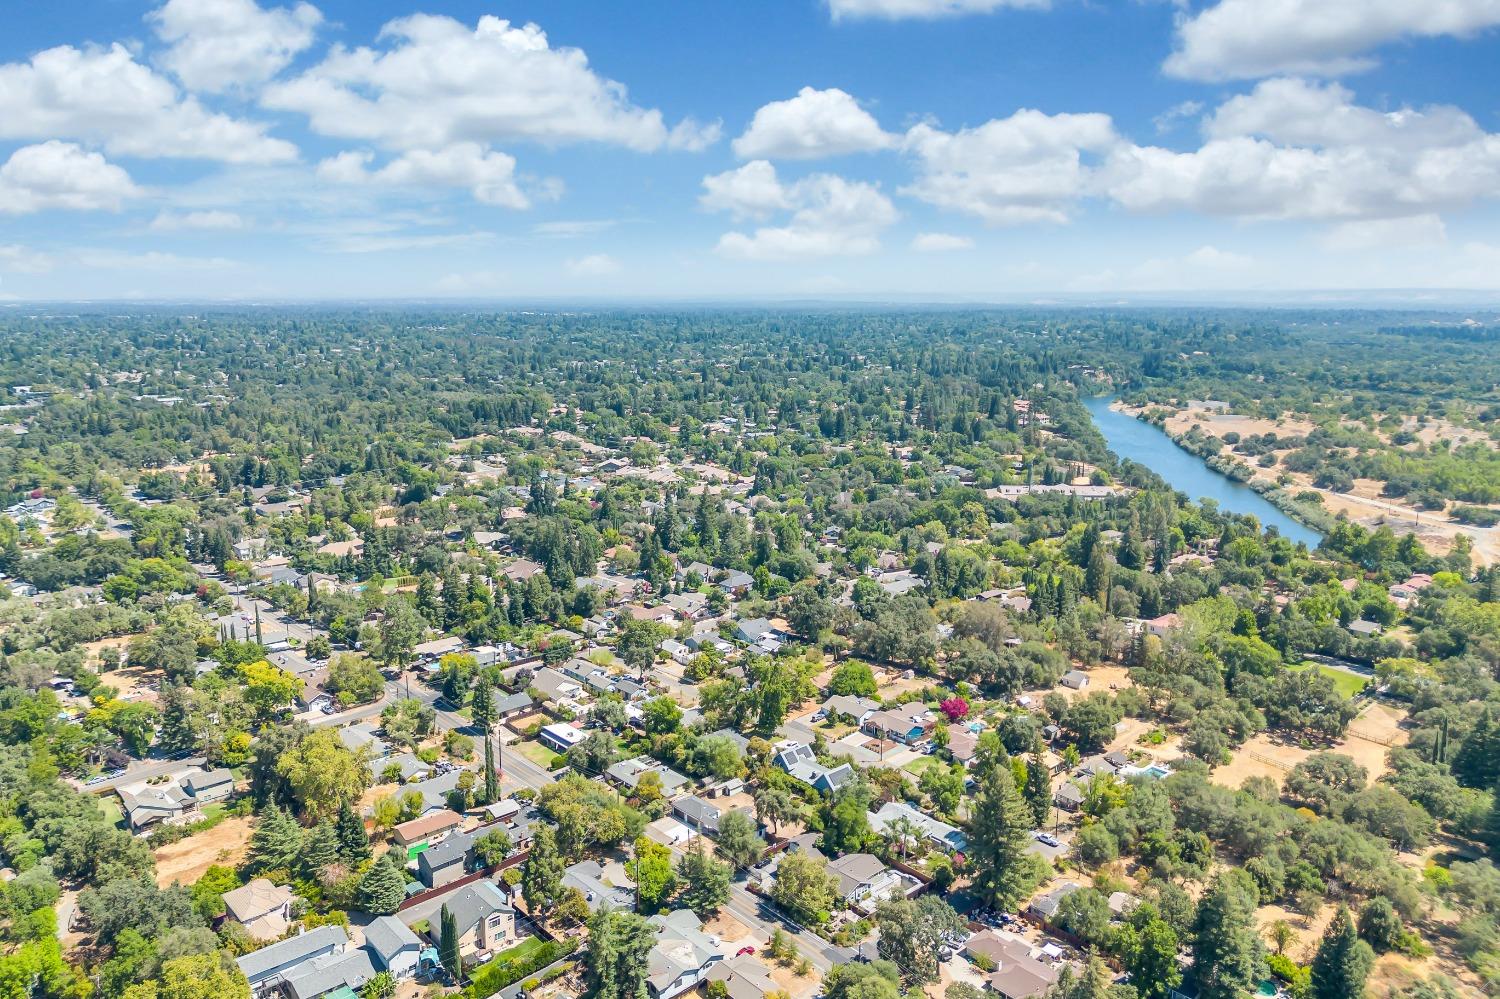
{"left": 98, "top": 796, "right": 123, "bottom": 827}
{"left": 901, "top": 755, "right": 943, "bottom": 779}
{"left": 516, "top": 740, "right": 565, "bottom": 770}
{"left": 1290, "top": 662, "right": 1368, "bottom": 699}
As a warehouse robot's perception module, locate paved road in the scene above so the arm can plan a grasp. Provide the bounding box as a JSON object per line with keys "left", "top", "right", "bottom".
{"left": 80, "top": 754, "right": 207, "bottom": 794}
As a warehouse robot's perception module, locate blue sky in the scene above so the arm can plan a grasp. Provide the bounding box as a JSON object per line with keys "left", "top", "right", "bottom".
{"left": 2, "top": 0, "right": 1500, "bottom": 301}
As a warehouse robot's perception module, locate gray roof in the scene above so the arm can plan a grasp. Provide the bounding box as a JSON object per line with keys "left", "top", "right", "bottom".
{"left": 440, "top": 880, "right": 512, "bottom": 939}
{"left": 237, "top": 924, "right": 349, "bottom": 983}
{"left": 362, "top": 916, "right": 423, "bottom": 968}
{"left": 418, "top": 830, "right": 474, "bottom": 876}
{"left": 561, "top": 860, "right": 634, "bottom": 913}
{"left": 495, "top": 691, "right": 533, "bottom": 715}
{"left": 284, "top": 947, "right": 376, "bottom": 999}
{"left": 182, "top": 768, "right": 234, "bottom": 795}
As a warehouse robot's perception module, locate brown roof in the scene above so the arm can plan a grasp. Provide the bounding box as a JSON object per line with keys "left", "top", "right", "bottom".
{"left": 393, "top": 809, "right": 463, "bottom": 845}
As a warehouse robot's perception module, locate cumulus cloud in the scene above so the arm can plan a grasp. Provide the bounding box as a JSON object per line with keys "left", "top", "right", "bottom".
{"left": 828, "top": 0, "right": 1050, "bottom": 20}
{"left": 702, "top": 161, "right": 898, "bottom": 260}
{"left": 911, "top": 232, "right": 974, "bottom": 252}
{"left": 900, "top": 110, "right": 1118, "bottom": 224}
{"left": 733, "top": 87, "right": 894, "bottom": 160}
{"left": 149, "top": 0, "right": 322, "bottom": 92}
{"left": 150, "top": 209, "right": 246, "bottom": 231}
{"left": 566, "top": 254, "right": 621, "bottom": 276}
{"left": 0, "top": 43, "right": 297, "bottom": 163}
{"left": 316, "top": 144, "right": 531, "bottom": 208}
{"left": 1166, "top": 0, "right": 1500, "bottom": 81}
{"left": 0, "top": 141, "right": 142, "bottom": 215}
{"left": 0, "top": 245, "right": 56, "bottom": 275}
{"left": 1103, "top": 79, "right": 1500, "bottom": 221}
{"left": 265, "top": 14, "right": 709, "bottom": 153}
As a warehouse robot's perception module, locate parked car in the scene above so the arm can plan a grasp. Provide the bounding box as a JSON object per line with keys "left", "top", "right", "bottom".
{"left": 736, "top": 946, "right": 757, "bottom": 957}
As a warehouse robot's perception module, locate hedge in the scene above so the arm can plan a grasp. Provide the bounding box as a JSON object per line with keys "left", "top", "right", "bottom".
{"left": 464, "top": 938, "right": 578, "bottom": 999}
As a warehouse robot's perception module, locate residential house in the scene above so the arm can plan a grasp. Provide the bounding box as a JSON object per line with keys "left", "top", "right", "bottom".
{"left": 772, "top": 740, "right": 854, "bottom": 794}
{"left": 660, "top": 639, "right": 694, "bottom": 666}
{"left": 946, "top": 729, "right": 980, "bottom": 768}
{"left": 716, "top": 570, "right": 753, "bottom": 597}
{"left": 862, "top": 704, "right": 936, "bottom": 746}
{"left": 1144, "top": 613, "right": 1182, "bottom": 637}
{"left": 338, "top": 722, "right": 388, "bottom": 758}
{"left": 417, "top": 828, "right": 476, "bottom": 889}
{"left": 182, "top": 768, "right": 235, "bottom": 804}
{"left": 1029, "top": 882, "right": 1083, "bottom": 922}
{"left": 561, "top": 860, "right": 635, "bottom": 913}
{"left": 867, "top": 800, "right": 967, "bottom": 853}
{"left": 500, "top": 559, "right": 544, "bottom": 583}
{"left": 672, "top": 795, "right": 724, "bottom": 833}
{"left": 1053, "top": 782, "right": 1085, "bottom": 813}
{"left": 1059, "top": 669, "right": 1090, "bottom": 690}
{"left": 1347, "top": 619, "right": 1383, "bottom": 637}
{"left": 824, "top": 853, "right": 920, "bottom": 914}
{"left": 435, "top": 880, "right": 516, "bottom": 958}
{"left": 706, "top": 955, "right": 779, "bottom": 999}
{"left": 412, "top": 636, "right": 466, "bottom": 662}
{"left": 362, "top": 916, "right": 424, "bottom": 980}
{"left": 119, "top": 782, "right": 194, "bottom": 831}
{"left": 392, "top": 809, "right": 463, "bottom": 851}
{"left": 646, "top": 909, "right": 724, "bottom": 999}
{"left": 818, "top": 695, "right": 878, "bottom": 724}
{"left": 222, "top": 879, "right": 295, "bottom": 941}
{"left": 607, "top": 757, "right": 690, "bottom": 797}
{"left": 964, "top": 931, "right": 1060, "bottom": 999}
{"left": 529, "top": 667, "right": 584, "bottom": 705}
{"left": 494, "top": 690, "right": 533, "bottom": 719}
{"left": 238, "top": 925, "right": 356, "bottom": 999}
{"left": 538, "top": 722, "right": 587, "bottom": 754}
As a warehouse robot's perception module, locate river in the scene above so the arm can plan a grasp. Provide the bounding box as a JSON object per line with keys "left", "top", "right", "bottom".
{"left": 1084, "top": 396, "right": 1323, "bottom": 549}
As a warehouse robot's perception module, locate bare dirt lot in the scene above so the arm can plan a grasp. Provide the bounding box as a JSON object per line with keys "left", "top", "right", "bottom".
{"left": 1211, "top": 701, "right": 1407, "bottom": 791}
{"left": 154, "top": 815, "right": 255, "bottom": 887}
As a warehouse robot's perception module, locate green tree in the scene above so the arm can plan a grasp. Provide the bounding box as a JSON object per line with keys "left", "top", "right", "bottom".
{"left": 968, "top": 760, "right": 1041, "bottom": 910}
{"left": 616, "top": 619, "right": 672, "bottom": 673}
{"left": 641, "top": 696, "right": 683, "bottom": 736}
{"left": 358, "top": 855, "right": 406, "bottom": 916}
{"left": 1310, "top": 905, "right": 1373, "bottom": 999}
{"left": 828, "top": 661, "right": 877, "bottom": 697}
{"left": 1192, "top": 873, "right": 1264, "bottom": 999}
{"left": 1024, "top": 739, "right": 1052, "bottom": 827}
{"left": 714, "top": 809, "right": 766, "bottom": 870}
{"left": 676, "top": 842, "right": 731, "bottom": 917}
{"left": 771, "top": 851, "right": 838, "bottom": 926}
{"left": 522, "top": 826, "right": 564, "bottom": 913}
{"left": 1115, "top": 908, "right": 1181, "bottom": 999}
{"left": 335, "top": 802, "right": 370, "bottom": 865}
{"left": 583, "top": 908, "right": 657, "bottom": 999}
{"left": 438, "top": 905, "right": 461, "bottom": 982}
{"left": 123, "top": 953, "right": 250, "bottom": 999}
{"left": 275, "top": 728, "right": 372, "bottom": 821}
{"left": 873, "top": 895, "right": 966, "bottom": 985}
{"left": 247, "top": 806, "right": 301, "bottom": 872}
{"left": 632, "top": 836, "right": 678, "bottom": 914}
{"left": 301, "top": 820, "right": 341, "bottom": 877}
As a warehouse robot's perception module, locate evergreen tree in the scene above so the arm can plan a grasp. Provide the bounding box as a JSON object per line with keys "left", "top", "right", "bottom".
{"left": 482, "top": 734, "right": 499, "bottom": 806}
{"left": 1048, "top": 952, "right": 1119, "bottom": 999}
{"left": 1310, "top": 905, "right": 1373, "bottom": 999}
{"left": 302, "top": 821, "right": 340, "bottom": 876}
{"left": 1024, "top": 738, "right": 1052, "bottom": 828}
{"left": 156, "top": 684, "right": 199, "bottom": 755}
{"left": 438, "top": 905, "right": 461, "bottom": 982}
{"left": 470, "top": 676, "right": 495, "bottom": 731}
{"left": 248, "top": 806, "right": 301, "bottom": 872}
{"left": 1451, "top": 710, "right": 1500, "bottom": 789}
{"left": 522, "top": 826, "right": 564, "bottom": 913}
{"left": 358, "top": 855, "right": 406, "bottom": 916}
{"left": 1192, "top": 872, "right": 1264, "bottom": 999}
{"left": 967, "top": 757, "right": 1037, "bottom": 910}
{"left": 1116, "top": 909, "right": 1181, "bottom": 999}
{"left": 583, "top": 908, "right": 656, "bottom": 999}
{"left": 1482, "top": 776, "right": 1500, "bottom": 859}
{"left": 676, "top": 842, "right": 731, "bottom": 917}
{"left": 335, "top": 802, "right": 370, "bottom": 865}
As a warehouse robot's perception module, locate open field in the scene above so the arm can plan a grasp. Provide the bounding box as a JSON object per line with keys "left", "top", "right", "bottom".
{"left": 153, "top": 815, "right": 255, "bottom": 887}
{"left": 1289, "top": 662, "right": 1369, "bottom": 699}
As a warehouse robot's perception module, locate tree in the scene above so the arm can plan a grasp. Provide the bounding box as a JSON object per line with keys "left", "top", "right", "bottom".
{"left": 676, "top": 842, "right": 731, "bottom": 917}
{"left": 824, "top": 962, "right": 902, "bottom": 999}
{"left": 714, "top": 810, "right": 766, "bottom": 870}
{"left": 438, "top": 905, "right": 461, "bottom": 982}
{"left": 1115, "top": 909, "right": 1181, "bottom": 999}
{"left": 522, "top": 826, "right": 564, "bottom": 913}
{"left": 123, "top": 953, "right": 250, "bottom": 999}
{"left": 567, "top": 731, "right": 619, "bottom": 776}
{"left": 968, "top": 761, "right": 1041, "bottom": 911}
{"left": 919, "top": 763, "right": 966, "bottom": 817}
{"left": 1192, "top": 872, "right": 1264, "bottom": 999}
{"left": 359, "top": 855, "right": 406, "bottom": 916}
{"left": 248, "top": 805, "right": 301, "bottom": 872}
{"left": 473, "top": 828, "right": 513, "bottom": 868}
{"left": 820, "top": 780, "right": 874, "bottom": 854}
{"left": 632, "top": 836, "right": 677, "bottom": 914}
{"left": 828, "top": 661, "right": 877, "bottom": 697}
{"left": 1024, "top": 739, "right": 1052, "bottom": 827}
{"left": 583, "top": 908, "right": 657, "bottom": 999}
{"left": 874, "top": 896, "right": 965, "bottom": 985}
{"left": 772, "top": 851, "right": 839, "bottom": 926}
{"left": 1269, "top": 919, "right": 1295, "bottom": 957}
{"left": 470, "top": 676, "right": 495, "bottom": 732}
{"left": 1356, "top": 897, "right": 1402, "bottom": 953}
{"left": 787, "top": 584, "right": 835, "bottom": 639}
{"left": 1046, "top": 952, "right": 1122, "bottom": 999}
{"left": 240, "top": 660, "right": 300, "bottom": 720}
{"left": 301, "top": 820, "right": 341, "bottom": 877}
{"left": 753, "top": 787, "right": 799, "bottom": 835}
{"left": 641, "top": 696, "right": 683, "bottom": 736}
{"left": 275, "top": 728, "right": 372, "bottom": 822}
{"left": 325, "top": 654, "right": 384, "bottom": 706}
{"left": 335, "top": 802, "right": 370, "bottom": 865}
{"left": 1310, "top": 905, "right": 1373, "bottom": 999}
{"left": 617, "top": 618, "right": 671, "bottom": 673}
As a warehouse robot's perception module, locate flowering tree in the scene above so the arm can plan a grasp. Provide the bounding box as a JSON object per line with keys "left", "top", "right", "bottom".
{"left": 939, "top": 697, "right": 970, "bottom": 722}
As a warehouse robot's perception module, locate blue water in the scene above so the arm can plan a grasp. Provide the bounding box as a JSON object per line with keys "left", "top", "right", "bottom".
{"left": 1085, "top": 396, "right": 1323, "bottom": 549}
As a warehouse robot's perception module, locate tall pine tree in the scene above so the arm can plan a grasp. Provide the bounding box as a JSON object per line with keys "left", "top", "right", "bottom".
{"left": 438, "top": 905, "right": 461, "bottom": 982}
{"left": 1310, "top": 905, "right": 1373, "bottom": 999}
{"left": 967, "top": 752, "right": 1036, "bottom": 910}
{"left": 335, "top": 802, "right": 370, "bottom": 865}
{"left": 1192, "top": 872, "right": 1264, "bottom": 999}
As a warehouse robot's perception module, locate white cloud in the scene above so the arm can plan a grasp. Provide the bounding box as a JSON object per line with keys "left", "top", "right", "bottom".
{"left": 320, "top": 231, "right": 493, "bottom": 254}
{"left": 533, "top": 220, "right": 617, "bottom": 238}
{"left": 911, "top": 232, "right": 974, "bottom": 252}
{"left": 265, "top": 14, "right": 707, "bottom": 153}
{"left": 1318, "top": 215, "right": 1448, "bottom": 252}
{"left": 703, "top": 161, "right": 898, "bottom": 260}
{"left": 733, "top": 87, "right": 894, "bottom": 160}
{"left": 699, "top": 161, "right": 794, "bottom": 220}
{"left": 1183, "top": 245, "right": 1253, "bottom": 269}
{"left": 901, "top": 110, "right": 1118, "bottom": 224}
{"left": 0, "top": 141, "right": 142, "bottom": 215}
{"left": 316, "top": 144, "right": 531, "bottom": 208}
{"left": 566, "top": 253, "right": 621, "bottom": 276}
{"left": 828, "top": 0, "right": 1050, "bottom": 20}
{"left": 150, "top": 209, "right": 246, "bottom": 231}
{"left": 1166, "top": 0, "right": 1500, "bottom": 81}
{"left": 435, "top": 269, "right": 505, "bottom": 293}
{"left": 149, "top": 0, "right": 322, "bottom": 92}
{"left": 1153, "top": 100, "right": 1203, "bottom": 134}
{"left": 1104, "top": 79, "right": 1500, "bottom": 221}
{"left": 0, "top": 43, "right": 297, "bottom": 163}
{"left": 0, "top": 245, "right": 56, "bottom": 275}
{"left": 74, "top": 249, "right": 239, "bottom": 271}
